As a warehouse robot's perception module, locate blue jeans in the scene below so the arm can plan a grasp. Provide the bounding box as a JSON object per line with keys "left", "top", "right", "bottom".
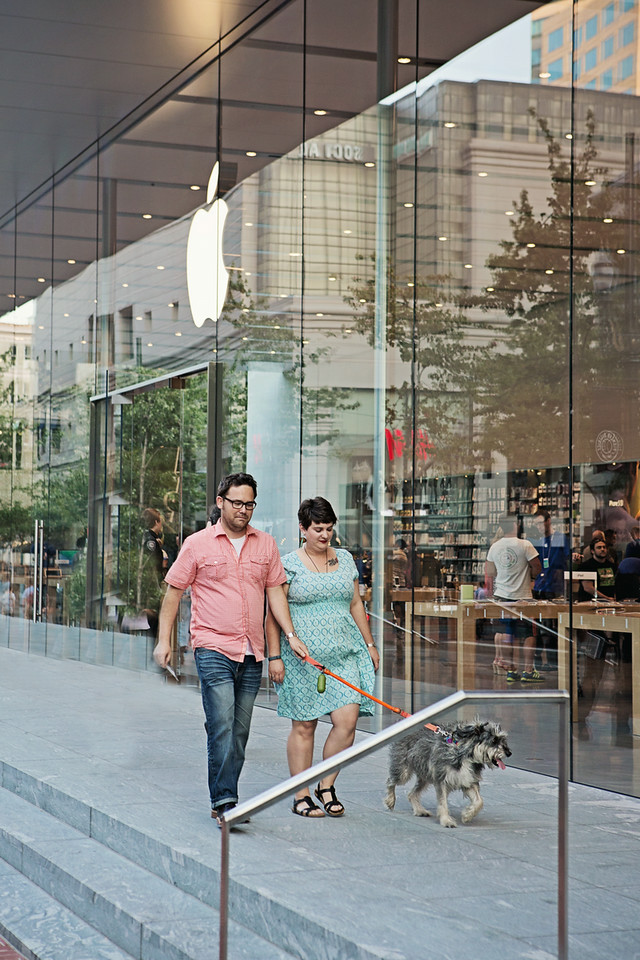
{"left": 194, "top": 649, "right": 263, "bottom": 809}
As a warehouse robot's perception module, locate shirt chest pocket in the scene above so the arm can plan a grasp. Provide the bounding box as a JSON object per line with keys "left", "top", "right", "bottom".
{"left": 248, "top": 556, "right": 269, "bottom": 582}
{"left": 203, "top": 560, "right": 228, "bottom": 581}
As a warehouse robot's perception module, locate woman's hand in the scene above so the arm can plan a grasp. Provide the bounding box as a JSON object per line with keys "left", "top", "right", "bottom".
{"left": 368, "top": 644, "right": 380, "bottom": 672}
{"left": 268, "top": 659, "right": 285, "bottom": 684}
{"left": 288, "top": 635, "right": 310, "bottom": 660}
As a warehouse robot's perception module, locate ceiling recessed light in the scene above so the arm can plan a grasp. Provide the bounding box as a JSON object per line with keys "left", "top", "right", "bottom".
{"left": 486, "top": 287, "right": 495, "bottom": 292}
{"left": 168, "top": 302, "right": 175, "bottom": 308}
{"left": 175, "top": 331, "right": 182, "bottom": 337}
{"left": 505, "top": 210, "right": 514, "bottom": 216}
{"left": 38, "top": 324, "right": 44, "bottom": 328}
{"left": 313, "top": 109, "right": 328, "bottom": 116}
{"left": 245, "top": 222, "right": 254, "bottom": 227}
{"left": 539, "top": 72, "right": 551, "bottom": 79}
{"left": 289, "top": 252, "right": 302, "bottom": 257}
{"left": 364, "top": 161, "right": 375, "bottom": 168}
{"left": 246, "top": 151, "right": 257, "bottom": 157}
{"left": 142, "top": 213, "right": 152, "bottom": 220}
{"left": 407, "top": 282, "right": 414, "bottom": 287}
{"left": 435, "top": 301, "right": 443, "bottom": 307}
{"left": 444, "top": 121, "right": 456, "bottom": 128}
{"left": 359, "top": 298, "right": 366, "bottom": 303}
{"left": 478, "top": 172, "right": 488, "bottom": 177}
{"left": 157, "top": 265, "right": 165, "bottom": 270}
{"left": 189, "top": 185, "right": 200, "bottom": 191}
{"left": 617, "top": 248, "right": 626, "bottom": 254}
{"left": 328, "top": 276, "right": 337, "bottom": 281}
{"left": 438, "top": 236, "right": 448, "bottom": 241}
{"left": 603, "top": 217, "right": 613, "bottom": 223}
{"left": 63, "top": 312, "right": 69, "bottom": 317}
{"left": 585, "top": 179, "right": 596, "bottom": 186}
{"left": 343, "top": 229, "right": 352, "bottom": 235}
{"left": 403, "top": 202, "right": 414, "bottom": 208}
{"left": 122, "top": 283, "right": 128, "bottom": 288}
{"left": 37, "top": 277, "right": 45, "bottom": 283}
{"left": 464, "top": 263, "right": 472, "bottom": 269}
{"left": 316, "top": 312, "right": 324, "bottom": 317}
{"left": 527, "top": 242, "right": 536, "bottom": 248}
{"left": 67, "top": 258, "right": 76, "bottom": 264}
{"left": 565, "top": 133, "right": 573, "bottom": 140}
{"left": 147, "top": 342, "right": 153, "bottom": 346}
{"left": 398, "top": 56, "right": 411, "bottom": 64}
{"left": 545, "top": 269, "right": 554, "bottom": 274}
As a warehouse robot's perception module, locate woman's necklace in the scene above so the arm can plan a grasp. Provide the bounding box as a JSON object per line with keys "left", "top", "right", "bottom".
{"left": 304, "top": 544, "right": 326, "bottom": 572}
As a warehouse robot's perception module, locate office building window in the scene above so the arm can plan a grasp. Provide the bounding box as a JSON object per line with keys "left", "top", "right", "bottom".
{"left": 573, "top": 57, "right": 582, "bottom": 79}
{"left": 603, "top": 1, "right": 615, "bottom": 23}
{"left": 548, "top": 57, "right": 563, "bottom": 80}
{"left": 574, "top": 26, "right": 583, "bottom": 48}
{"left": 619, "top": 54, "right": 634, "bottom": 79}
{"left": 532, "top": 19, "right": 542, "bottom": 36}
{"left": 620, "top": 0, "right": 635, "bottom": 11}
{"left": 585, "top": 77, "right": 597, "bottom": 87}
{"left": 532, "top": 47, "right": 541, "bottom": 66}
{"left": 585, "top": 47, "right": 597, "bottom": 70}
{"left": 601, "top": 68, "right": 613, "bottom": 88}
{"left": 586, "top": 15, "right": 598, "bottom": 39}
{"left": 620, "top": 21, "right": 634, "bottom": 45}
{"left": 602, "top": 35, "right": 614, "bottom": 58}
{"left": 548, "top": 27, "right": 564, "bottom": 52}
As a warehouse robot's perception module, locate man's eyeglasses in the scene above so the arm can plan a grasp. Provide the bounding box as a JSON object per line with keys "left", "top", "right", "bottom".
{"left": 222, "top": 496, "right": 256, "bottom": 511}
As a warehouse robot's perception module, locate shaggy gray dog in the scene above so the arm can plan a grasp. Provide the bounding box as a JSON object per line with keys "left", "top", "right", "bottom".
{"left": 383, "top": 719, "right": 511, "bottom": 827}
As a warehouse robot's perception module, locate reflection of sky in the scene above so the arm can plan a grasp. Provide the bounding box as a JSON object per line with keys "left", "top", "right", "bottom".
{"left": 383, "top": 15, "right": 532, "bottom": 104}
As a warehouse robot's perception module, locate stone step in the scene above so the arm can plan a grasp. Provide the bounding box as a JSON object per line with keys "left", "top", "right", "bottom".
{"left": 1, "top": 761, "right": 394, "bottom": 960}
{"left": 0, "top": 786, "right": 296, "bottom": 960}
{"left": 0, "top": 858, "right": 134, "bottom": 960}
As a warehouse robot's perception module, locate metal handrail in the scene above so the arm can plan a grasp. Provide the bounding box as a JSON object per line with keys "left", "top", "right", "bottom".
{"left": 219, "top": 689, "right": 570, "bottom": 960}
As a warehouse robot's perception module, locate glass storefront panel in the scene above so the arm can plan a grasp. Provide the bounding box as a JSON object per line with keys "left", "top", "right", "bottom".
{"left": 0, "top": 2, "right": 638, "bottom": 796}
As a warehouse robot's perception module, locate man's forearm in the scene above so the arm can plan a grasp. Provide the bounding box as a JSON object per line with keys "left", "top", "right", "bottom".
{"left": 266, "top": 584, "right": 296, "bottom": 635}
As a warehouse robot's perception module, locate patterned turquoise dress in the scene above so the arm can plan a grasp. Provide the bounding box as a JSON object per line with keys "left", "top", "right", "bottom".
{"left": 276, "top": 549, "right": 375, "bottom": 720}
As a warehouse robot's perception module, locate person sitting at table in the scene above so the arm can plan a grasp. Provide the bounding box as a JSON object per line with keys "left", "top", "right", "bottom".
{"left": 485, "top": 516, "right": 542, "bottom": 683}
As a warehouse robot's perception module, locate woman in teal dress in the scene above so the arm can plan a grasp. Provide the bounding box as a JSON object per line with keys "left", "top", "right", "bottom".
{"left": 266, "top": 497, "right": 380, "bottom": 818}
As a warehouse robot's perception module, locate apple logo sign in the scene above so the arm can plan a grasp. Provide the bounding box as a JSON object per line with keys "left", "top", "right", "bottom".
{"left": 186, "top": 162, "right": 229, "bottom": 327}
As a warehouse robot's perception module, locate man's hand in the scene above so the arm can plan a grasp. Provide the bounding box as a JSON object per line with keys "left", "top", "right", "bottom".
{"left": 153, "top": 638, "right": 172, "bottom": 669}
{"left": 268, "top": 659, "right": 285, "bottom": 684}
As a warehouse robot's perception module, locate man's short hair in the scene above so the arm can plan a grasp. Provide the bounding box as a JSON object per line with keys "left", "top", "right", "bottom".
{"left": 534, "top": 509, "right": 551, "bottom": 522}
{"left": 590, "top": 535, "right": 606, "bottom": 551}
{"left": 217, "top": 473, "right": 257, "bottom": 498}
{"left": 499, "top": 515, "right": 517, "bottom": 532}
{"left": 142, "top": 507, "right": 162, "bottom": 528}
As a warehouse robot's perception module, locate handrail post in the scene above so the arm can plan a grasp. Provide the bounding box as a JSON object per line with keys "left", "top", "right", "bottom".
{"left": 558, "top": 696, "right": 569, "bottom": 960}
{"left": 219, "top": 820, "right": 230, "bottom": 960}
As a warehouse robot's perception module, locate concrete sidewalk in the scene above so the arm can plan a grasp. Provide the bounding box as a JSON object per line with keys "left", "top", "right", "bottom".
{"left": 0, "top": 646, "right": 639, "bottom": 960}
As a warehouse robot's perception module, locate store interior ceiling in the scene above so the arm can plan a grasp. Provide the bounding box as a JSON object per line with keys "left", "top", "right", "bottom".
{"left": 0, "top": 0, "right": 547, "bottom": 308}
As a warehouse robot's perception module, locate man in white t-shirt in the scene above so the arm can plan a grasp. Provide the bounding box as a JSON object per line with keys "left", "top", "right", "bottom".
{"left": 486, "top": 516, "right": 543, "bottom": 683}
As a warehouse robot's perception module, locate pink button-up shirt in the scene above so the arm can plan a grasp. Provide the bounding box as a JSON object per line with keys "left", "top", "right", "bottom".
{"left": 165, "top": 520, "right": 286, "bottom": 660}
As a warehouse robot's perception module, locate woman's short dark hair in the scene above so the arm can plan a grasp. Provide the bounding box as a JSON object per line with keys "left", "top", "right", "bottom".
{"left": 298, "top": 497, "right": 337, "bottom": 529}
{"left": 217, "top": 472, "right": 257, "bottom": 498}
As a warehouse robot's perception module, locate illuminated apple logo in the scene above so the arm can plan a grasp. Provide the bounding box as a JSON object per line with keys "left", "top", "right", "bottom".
{"left": 186, "top": 162, "right": 229, "bottom": 327}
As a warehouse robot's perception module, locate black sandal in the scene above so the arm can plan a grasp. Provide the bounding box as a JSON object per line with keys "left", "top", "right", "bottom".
{"left": 292, "top": 796, "right": 325, "bottom": 817}
{"left": 314, "top": 783, "right": 345, "bottom": 817}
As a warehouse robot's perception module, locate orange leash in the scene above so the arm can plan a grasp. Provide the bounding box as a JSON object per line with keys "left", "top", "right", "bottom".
{"left": 302, "top": 653, "right": 415, "bottom": 718}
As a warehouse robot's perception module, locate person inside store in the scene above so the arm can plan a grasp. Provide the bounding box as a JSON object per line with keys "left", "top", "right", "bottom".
{"left": 485, "top": 515, "right": 542, "bottom": 683}
{"left": 574, "top": 535, "right": 618, "bottom": 740}
{"left": 612, "top": 541, "right": 639, "bottom": 744}
{"left": 140, "top": 507, "right": 169, "bottom": 639}
{"left": 532, "top": 509, "right": 570, "bottom": 672}
{"left": 153, "top": 473, "right": 307, "bottom": 825}
{"left": 265, "top": 496, "right": 380, "bottom": 818}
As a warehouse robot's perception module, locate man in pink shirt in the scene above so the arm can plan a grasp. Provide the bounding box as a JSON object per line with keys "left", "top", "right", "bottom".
{"left": 153, "top": 473, "right": 308, "bottom": 824}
